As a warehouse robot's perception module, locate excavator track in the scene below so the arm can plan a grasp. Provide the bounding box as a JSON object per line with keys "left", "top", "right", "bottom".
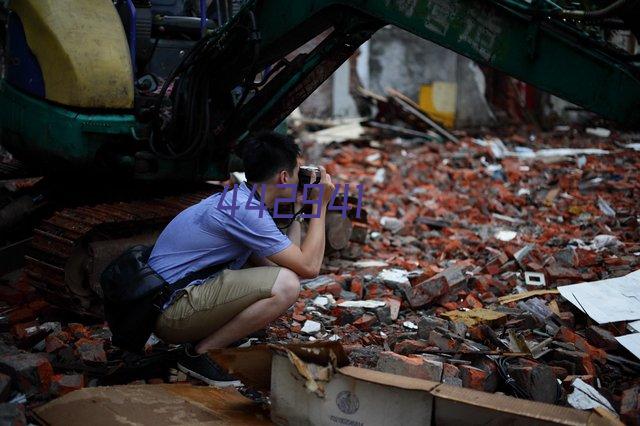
{"left": 25, "top": 190, "right": 215, "bottom": 318}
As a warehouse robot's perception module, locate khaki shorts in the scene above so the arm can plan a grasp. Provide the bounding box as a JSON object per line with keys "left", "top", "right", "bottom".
{"left": 155, "top": 266, "right": 282, "bottom": 343}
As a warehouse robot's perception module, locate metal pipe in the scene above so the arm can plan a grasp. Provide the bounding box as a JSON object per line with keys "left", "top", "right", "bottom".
{"left": 550, "top": 0, "right": 634, "bottom": 20}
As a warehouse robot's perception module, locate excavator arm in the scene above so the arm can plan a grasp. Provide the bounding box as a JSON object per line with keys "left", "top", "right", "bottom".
{"left": 242, "top": 0, "right": 640, "bottom": 131}
{"left": 2, "top": 0, "right": 639, "bottom": 181}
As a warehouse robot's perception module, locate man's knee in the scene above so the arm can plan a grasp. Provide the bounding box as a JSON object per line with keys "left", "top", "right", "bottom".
{"left": 272, "top": 268, "right": 300, "bottom": 305}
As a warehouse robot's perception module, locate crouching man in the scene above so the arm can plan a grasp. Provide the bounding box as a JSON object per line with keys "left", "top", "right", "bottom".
{"left": 147, "top": 131, "right": 334, "bottom": 386}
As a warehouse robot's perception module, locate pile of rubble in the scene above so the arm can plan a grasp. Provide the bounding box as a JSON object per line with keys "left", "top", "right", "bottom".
{"left": 266, "top": 119, "right": 640, "bottom": 421}
{"left": 1, "top": 109, "right": 640, "bottom": 423}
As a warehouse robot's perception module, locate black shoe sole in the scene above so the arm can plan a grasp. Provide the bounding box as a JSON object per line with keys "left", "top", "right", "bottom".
{"left": 176, "top": 362, "right": 242, "bottom": 388}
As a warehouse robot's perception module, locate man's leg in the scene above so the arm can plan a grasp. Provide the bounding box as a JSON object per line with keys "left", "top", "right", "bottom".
{"left": 194, "top": 268, "right": 299, "bottom": 353}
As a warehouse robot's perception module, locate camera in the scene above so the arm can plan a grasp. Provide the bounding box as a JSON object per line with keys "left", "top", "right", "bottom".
{"left": 298, "top": 166, "right": 321, "bottom": 191}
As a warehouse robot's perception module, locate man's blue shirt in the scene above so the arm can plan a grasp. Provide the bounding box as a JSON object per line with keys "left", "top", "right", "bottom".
{"left": 148, "top": 182, "right": 291, "bottom": 301}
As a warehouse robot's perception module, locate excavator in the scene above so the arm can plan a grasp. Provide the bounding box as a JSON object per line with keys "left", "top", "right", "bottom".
{"left": 0, "top": 0, "right": 639, "bottom": 318}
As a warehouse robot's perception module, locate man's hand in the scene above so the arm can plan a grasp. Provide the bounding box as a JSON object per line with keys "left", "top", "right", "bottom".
{"left": 268, "top": 166, "right": 332, "bottom": 279}
{"left": 310, "top": 166, "right": 334, "bottom": 207}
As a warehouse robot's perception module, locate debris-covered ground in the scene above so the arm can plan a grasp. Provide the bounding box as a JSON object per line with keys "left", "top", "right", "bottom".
{"left": 266, "top": 121, "right": 640, "bottom": 422}
{"left": 1, "top": 117, "right": 640, "bottom": 423}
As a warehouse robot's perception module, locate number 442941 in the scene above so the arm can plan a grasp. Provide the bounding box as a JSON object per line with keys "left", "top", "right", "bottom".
{"left": 216, "top": 183, "right": 364, "bottom": 219}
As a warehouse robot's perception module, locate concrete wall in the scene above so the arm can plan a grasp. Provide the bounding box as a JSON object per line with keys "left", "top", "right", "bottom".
{"left": 299, "top": 26, "right": 495, "bottom": 127}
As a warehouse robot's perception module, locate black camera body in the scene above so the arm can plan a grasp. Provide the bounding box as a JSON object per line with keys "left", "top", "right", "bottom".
{"left": 298, "top": 166, "right": 321, "bottom": 191}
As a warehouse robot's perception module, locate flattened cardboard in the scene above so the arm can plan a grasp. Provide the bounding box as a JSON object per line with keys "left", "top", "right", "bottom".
{"left": 211, "top": 342, "right": 621, "bottom": 426}
{"left": 209, "top": 341, "right": 348, "bottom": 391}
{"left": 432, "top": 383, "right": 622, "bottom": 426}
{"left": 33, "top": 384, "right": 271, "bottom": 426}
{"left": 270, "top": 354, "right": 436, "bottom": 426}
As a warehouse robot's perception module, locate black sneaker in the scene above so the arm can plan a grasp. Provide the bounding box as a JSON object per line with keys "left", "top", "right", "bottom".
{"left": 177, "top": 344, "right": 242, "bottom": 387}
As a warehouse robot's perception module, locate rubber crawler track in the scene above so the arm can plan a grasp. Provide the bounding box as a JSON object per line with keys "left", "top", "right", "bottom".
{"left": 25, "top": 190, "right": 212, "bottom": 317}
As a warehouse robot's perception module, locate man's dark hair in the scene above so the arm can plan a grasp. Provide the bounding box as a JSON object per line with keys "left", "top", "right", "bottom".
{"left": 240, "top": 131, "right": 301, "bottom": 182}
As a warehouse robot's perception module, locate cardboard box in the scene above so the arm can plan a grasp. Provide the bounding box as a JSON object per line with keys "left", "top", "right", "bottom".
{"left": 211, "top": 342, "right": 621, "bottom": 426}
{"left": 271, "top": 357, "right": 437, "bottom": 426}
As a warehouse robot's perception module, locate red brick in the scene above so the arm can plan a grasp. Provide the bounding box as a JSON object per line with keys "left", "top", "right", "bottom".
{"left": 0, "top": 352, "right": 53, "bottom": 396}
{"left": 376, "top": 351, "right": 443, "bottom": 382}
{"left": 620, "top": 386, "right": 640, "bottom": 426}
{"left": 464, "top": 293, "right": 483, "bottom": 309}
{"left": 459, "top": 365, "right": 488, "bottom": 391}
{"left": 556, "top": 327, "right": 606, "bottom": 363}
{"left": 75, "top": 338, "right": 107, "bottom": 364}
{"left": 442, "top": 363, "right": 461, "bottom": 386}
{"left": 51, "top": 374, "right": 84, "bottom": 396}
{"left": 574, "top": 248, "right": 598, "bottom": 267}
{"left": 44, "top": 335, "right": 67, "bottom": 353}
{"left": 408, "top": 275, "right": 449, "bottom": 308}
{"left": 350, "top": 277, "right": 364, "bottom": 299}
{"left": 585, "top": 326, "right": 619, "bottom": 350}
{"left": 394, "top": 339, "right": 432, "bottom": 355}
{"left": 353, "top": 314, "right": 377, "bottom": 331}
{"left": 68, "top": 323, "right": 90, "bottom": 339}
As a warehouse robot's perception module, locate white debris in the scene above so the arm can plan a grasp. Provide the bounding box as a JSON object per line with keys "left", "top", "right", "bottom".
{"left": 378, "top": 268, "right": 410, "bottom": 286}
{"left": 301, "top": 275, "right": 336, "bottom": 290}
{"left": 590, "top": 234, "right": 621, "bottom": 251}
{"left": 353, "top": 260, "right": 388, "bottom": 268}
{"left": 597, "top": 197, "right": 616, "bottom": 217}
{"left": 585, "top": 127, "right": 611, "bottom": 138}
{"left": 313, "top": 296, "right": 330, "bottom": 308}
{"left": 366, "top": 153, "right": 381, "bottom": 163}
{"left": 495, "top": 230, "right": 517, "bottom": 242}
{"left": 567, "top": 378, "right": 616, "bottom": 413}
{"left": 380, "top": 216, "right": 404, "bottom": 233}
{"left": 374, "top": 168, "right": 386, "bottom": 184}
{"left": 307, "top": 121, "right": 365, "bottom": 144}
{"left": 328, "top": 335, "right": 341, "bottom": 341}
{"left": 338, "top": 300, "right": 387, "bottom": 309}
{"left": 403, "top": 321, "right": 418, "bottom": 330}
{"left": 524, "top": 271, "right": 546, "bottom": 287}
{"left": 301, "top": 320, "right": 322, "bottom": 335}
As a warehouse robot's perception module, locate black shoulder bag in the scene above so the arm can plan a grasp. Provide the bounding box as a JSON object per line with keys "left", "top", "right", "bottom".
{"left": 100, "top": 245, "right": 229, "bottom": 353}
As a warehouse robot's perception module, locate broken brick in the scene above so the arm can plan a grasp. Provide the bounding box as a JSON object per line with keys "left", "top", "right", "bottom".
{"left": 442, "top": 363, "right": 462, "bottom": 387}
{"left": 51, "top": 374, "right": 85, "bottom": 396}
{"left": 393, "top": 339, "right": 432, "bottom": 355}
{"left": 556, "top": 326, "right": 606, "bottom": 363}
{"left": 0, "top": 403, "right": 26, "bottom": 426}
{"left": 353, "top": 314, "right": 377, "bottom": 331}
{"left": 0, "top": 352, "right": 53, "bottom": 396}
{"left": 459, "top": 365, "right": 488, "bottom": 391}
{"left": 75, "top": 338, "right": 107, "bottom": 364}
{"left": 507, "top": 364, "right": 558, "bottom": 403}
{"left": 620, "top": 386, "right": 640, "bottom": 426}
{"left": 585, "top": 325, "right": 619, "bottom": 350}
{"left": 376, "top": 351, "right": 443, "bottom": 382}
{"left": 408, "top": 275, "right": 449, "bottom": 308}
{"left": 68, "top": 323, "right": 90, "bottom": 339}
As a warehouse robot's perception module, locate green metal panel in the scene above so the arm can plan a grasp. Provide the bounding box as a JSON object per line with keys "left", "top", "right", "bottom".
{"left": 0, "top": 80, "right": 228, "bottom": 180}
{"left": 246, "top": 0, "right": 640, "bottom": 126}
{"left": 0, "top": 79, "right": 137, "bottom": 168}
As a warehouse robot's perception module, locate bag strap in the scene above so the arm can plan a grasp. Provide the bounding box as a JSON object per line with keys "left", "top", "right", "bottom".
{"left": 170, "top": 260, "right": 231, "bottom": 292}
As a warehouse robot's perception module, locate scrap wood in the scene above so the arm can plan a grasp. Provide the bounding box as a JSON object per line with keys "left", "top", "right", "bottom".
{"left": 441, "top": 308, "right": 507, "bottom": 327}
{"left": 385, "top": 87, "right": 459, "bottom": 143}
{"left": 498, "top": 289, "right": 560, "bottom": 305}
{"left": 414, "top": 348, "right": 528, "bottom": 357}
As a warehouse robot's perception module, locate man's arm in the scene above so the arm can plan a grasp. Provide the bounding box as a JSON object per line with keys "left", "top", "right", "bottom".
{"left": 267, "top": 167, "right": 333, "bottom": 279}
{"left": 249, "top": 214, "right": 302, "bottom": 267}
